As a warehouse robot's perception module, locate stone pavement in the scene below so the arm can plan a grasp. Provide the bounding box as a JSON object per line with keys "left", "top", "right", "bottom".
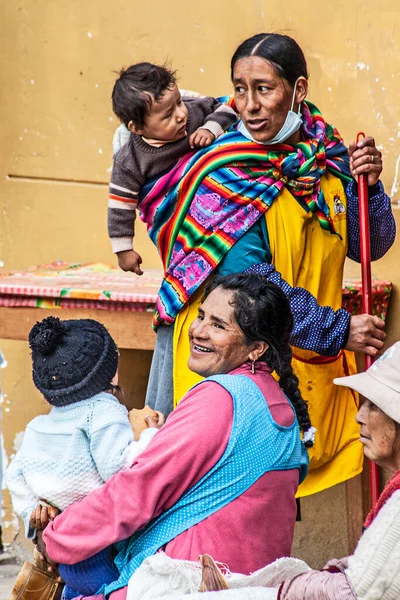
{"left": 0, "top": 545, "right": 31, "bottom": 598}
{"left": 0, "top": 555, "right": 20, "bottom": 598}
{"left": 0, "top": 563, "right": 20, "bottom": 598}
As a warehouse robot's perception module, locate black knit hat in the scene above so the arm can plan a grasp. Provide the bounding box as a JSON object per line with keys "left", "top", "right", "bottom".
{"left": 29, "top": 316, "right": 119, "bottom": 407}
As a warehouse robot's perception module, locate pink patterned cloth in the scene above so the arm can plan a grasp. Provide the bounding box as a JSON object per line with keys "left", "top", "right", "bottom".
{"left": 0, "top": 262, "right": 163, "bottom": 310}
{"left": 0, "top": 262, "right": 392, "bottom": 321}
{"left": 278, "top": 571, "right": 356, "bottom": 600}
{"left": 278, "top": 559, "right": 355, "bottom": 600}
{"left": 44, "top": 363, "right": 300, "bottom": 595}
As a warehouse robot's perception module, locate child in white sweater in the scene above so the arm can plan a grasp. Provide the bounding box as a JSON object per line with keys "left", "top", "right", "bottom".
{"left": 6, "top": 316, "right": 161, "bottom": 599}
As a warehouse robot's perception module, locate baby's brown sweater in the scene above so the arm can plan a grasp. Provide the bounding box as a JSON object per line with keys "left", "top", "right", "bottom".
{"left": 108, "top": 96, "right": 237, "bottom": 253}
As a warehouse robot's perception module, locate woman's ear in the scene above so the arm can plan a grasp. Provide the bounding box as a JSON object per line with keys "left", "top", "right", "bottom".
{"left": 295, "top": 77, "right": 308, "bottom": 106}
{"left": 128, "top": 120, "right": 143, "bottom": 135}
{"left": 248, "top": 341, "right": 269, "bottom": 363}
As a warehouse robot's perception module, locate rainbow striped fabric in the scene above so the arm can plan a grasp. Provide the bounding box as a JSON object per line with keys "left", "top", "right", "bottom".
{"left": 137, "top": 101, "right": 352, "bottom": 327}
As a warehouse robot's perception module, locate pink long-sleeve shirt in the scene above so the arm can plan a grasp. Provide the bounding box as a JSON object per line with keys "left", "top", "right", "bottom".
{"left": 44, "top": 363, "right": 301, "bottom": 600}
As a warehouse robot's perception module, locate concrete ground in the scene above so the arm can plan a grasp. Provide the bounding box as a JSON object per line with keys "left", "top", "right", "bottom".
{"left": 0, "top": 545, "right": 31, "bottom": 598}
{"left": 0, "top": 564, "right": 21, "bottom": 597}
{"left": 0, "top": 556, "right": 21, "bottom": 598}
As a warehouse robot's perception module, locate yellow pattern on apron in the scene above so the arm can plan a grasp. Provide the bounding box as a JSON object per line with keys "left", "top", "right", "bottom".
{"left": 173, "top": 172, "right": 363, "bottom": 496}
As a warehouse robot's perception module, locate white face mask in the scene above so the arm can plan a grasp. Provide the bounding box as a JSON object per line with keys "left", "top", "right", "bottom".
{"left": 238, "top": 78, "right": 303, "bottom": 145}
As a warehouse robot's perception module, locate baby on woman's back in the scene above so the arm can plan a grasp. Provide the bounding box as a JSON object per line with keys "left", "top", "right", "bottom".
{"left": 108, "top": 62, "right": 237, "bottom": 275}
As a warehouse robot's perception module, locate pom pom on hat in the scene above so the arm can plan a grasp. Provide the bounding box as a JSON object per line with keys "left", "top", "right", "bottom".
{"left": 29, "top": 316, "right": 68, "bottom": 355}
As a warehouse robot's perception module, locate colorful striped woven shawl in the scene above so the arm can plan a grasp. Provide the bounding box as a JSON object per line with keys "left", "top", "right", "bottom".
{"left": 137, "top": 101, "right": 352, "bottom": 327}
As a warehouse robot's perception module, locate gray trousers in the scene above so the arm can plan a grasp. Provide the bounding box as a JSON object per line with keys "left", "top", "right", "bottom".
{"left": 145, "top": 324, "right": 175, "bottom": 417}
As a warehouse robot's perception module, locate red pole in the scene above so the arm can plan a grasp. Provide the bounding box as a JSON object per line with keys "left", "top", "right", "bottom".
{"left": 356, "top": 132, "right": 380, "bottom": 507}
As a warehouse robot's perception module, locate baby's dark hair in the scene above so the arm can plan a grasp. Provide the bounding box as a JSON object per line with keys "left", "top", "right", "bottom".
{"left": 112, "top": 62, "right": 177, "bottom": 129}
{"left": 205, "top": 273, "right": 314, "bottom": 446}
{"left": 107, "top": 383, "right": 123, "bottom": 401}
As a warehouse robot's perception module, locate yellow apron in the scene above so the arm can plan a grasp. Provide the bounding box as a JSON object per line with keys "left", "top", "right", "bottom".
{"left": 173, "top": 172, "right": 363, "bottom": 496}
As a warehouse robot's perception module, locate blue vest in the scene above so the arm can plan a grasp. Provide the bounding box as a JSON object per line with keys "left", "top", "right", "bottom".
{"left": 103, "top": 374, "right": 309, "bottom": 597}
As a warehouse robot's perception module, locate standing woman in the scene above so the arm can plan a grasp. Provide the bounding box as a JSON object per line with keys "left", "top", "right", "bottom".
{"left": 168, "top": 33, "right": 395, "bottom": 496}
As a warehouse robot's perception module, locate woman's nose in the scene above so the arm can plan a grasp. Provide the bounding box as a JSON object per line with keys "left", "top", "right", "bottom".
{"left": 356, "top": 403, "right": 367, "bottom": 425}
{"left": 246, "top": 92, "right": 260, "bottom": 113}
{"left": 191, "top": 319, "right": 209, "bottom": 339}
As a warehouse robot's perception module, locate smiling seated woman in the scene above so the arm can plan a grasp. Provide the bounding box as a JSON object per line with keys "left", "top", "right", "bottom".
{"left": 39, "top": 273, "right": 312, "bottom": 600}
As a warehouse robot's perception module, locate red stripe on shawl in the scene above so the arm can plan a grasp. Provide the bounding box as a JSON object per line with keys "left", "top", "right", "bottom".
{"left": 164, "top": 273, "right": 187, "bottom": 295}
{"left": 173, "top": 229, "right": 233, "bottom": 264}
{"left": 203, "top": 177, "right": 260, "bottom": 206}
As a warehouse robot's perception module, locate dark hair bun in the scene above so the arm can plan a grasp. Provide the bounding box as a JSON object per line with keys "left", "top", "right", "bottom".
{"left": 29, "top": 316, "right": 68, "bottom": 355}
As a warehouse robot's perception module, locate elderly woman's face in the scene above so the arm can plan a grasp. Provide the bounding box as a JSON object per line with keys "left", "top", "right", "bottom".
{"left": 356, "top": 400, "right": 400, "bottom": 472}
{"left": 233, "top": 56, "right": 297, "bottom": 144}
{"left": 188, "top": 287, "right": 253, "bottom": 378}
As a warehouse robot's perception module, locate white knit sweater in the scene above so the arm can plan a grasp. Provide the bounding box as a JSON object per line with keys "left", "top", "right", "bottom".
{"left": 6, "top": 392, "right": 157, "bottom": 536}
{"left": 346, "top": 489, "right": 400, "bottom": 600}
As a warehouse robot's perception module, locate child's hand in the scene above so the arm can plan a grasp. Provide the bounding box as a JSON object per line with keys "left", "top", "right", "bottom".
{"left": 145, "top": 411, "right": 166, "bottom": 429}
{"left": 128, "top": 407, "right": 165, "bottom": 440}
{"left": 189, "top": 128, "right": 215, "bottom": 148}
{"left": 30, "top": 502, "right": 60, "bottom": 530}
{"left": 117, "top": 249, "right": 143, "bottom": 276}
{"left": 129, "top": 406, "right": 159, "bottom": 440}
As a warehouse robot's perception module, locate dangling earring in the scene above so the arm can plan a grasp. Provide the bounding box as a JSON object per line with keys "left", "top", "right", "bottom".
{"left": 251, "top": 360, "right": 256, "bottom": 375}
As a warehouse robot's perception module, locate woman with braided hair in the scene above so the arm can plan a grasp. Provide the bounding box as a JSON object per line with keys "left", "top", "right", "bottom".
{"left": 165, "top": 32, "right": 395, "bottom": 497}
{"left": 202, "top": 273, "right": 315, "bottom": 447}
{"left": 39, "top": 273, "right": 310, "bottom": 600}
{"left": 108, "top": 32, "right": 395, "bottom": 497}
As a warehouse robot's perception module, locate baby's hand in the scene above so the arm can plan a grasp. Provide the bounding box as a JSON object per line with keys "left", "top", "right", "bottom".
{"left": 30, "top": 502, "right": 60, "bottom": 530}
{"left": 117, "top": 249, "right": 143, "bottom": 276}
{"left": 189, "top": 128, "right": 215, "bottom": 149}
{"left": 129, "top": 406, "right": 164, "bottom": 440}
{"left": 145, "top": 411, "right": 166, "bottom": 429}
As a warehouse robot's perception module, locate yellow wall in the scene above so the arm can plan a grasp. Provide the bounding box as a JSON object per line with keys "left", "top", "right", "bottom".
{"left": 1, "top": 0, "right": 400, "bottom": 565}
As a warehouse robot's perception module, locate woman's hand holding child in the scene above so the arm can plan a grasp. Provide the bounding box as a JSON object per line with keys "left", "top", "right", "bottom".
{"left": 29, "top": 502, "right": 60, "bottom": 573}
{"left": 30, "top": 502, "right": 59, "bottom": 530}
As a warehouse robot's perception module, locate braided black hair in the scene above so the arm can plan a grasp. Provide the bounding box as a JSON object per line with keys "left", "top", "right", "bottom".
{"left": 205, "top": 273, "right": 314, "bottom": 447}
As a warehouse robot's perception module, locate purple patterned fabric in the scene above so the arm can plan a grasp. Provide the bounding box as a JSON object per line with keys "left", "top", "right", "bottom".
{"left": 346, "top": 181, "right": 396, "bottom": 261}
